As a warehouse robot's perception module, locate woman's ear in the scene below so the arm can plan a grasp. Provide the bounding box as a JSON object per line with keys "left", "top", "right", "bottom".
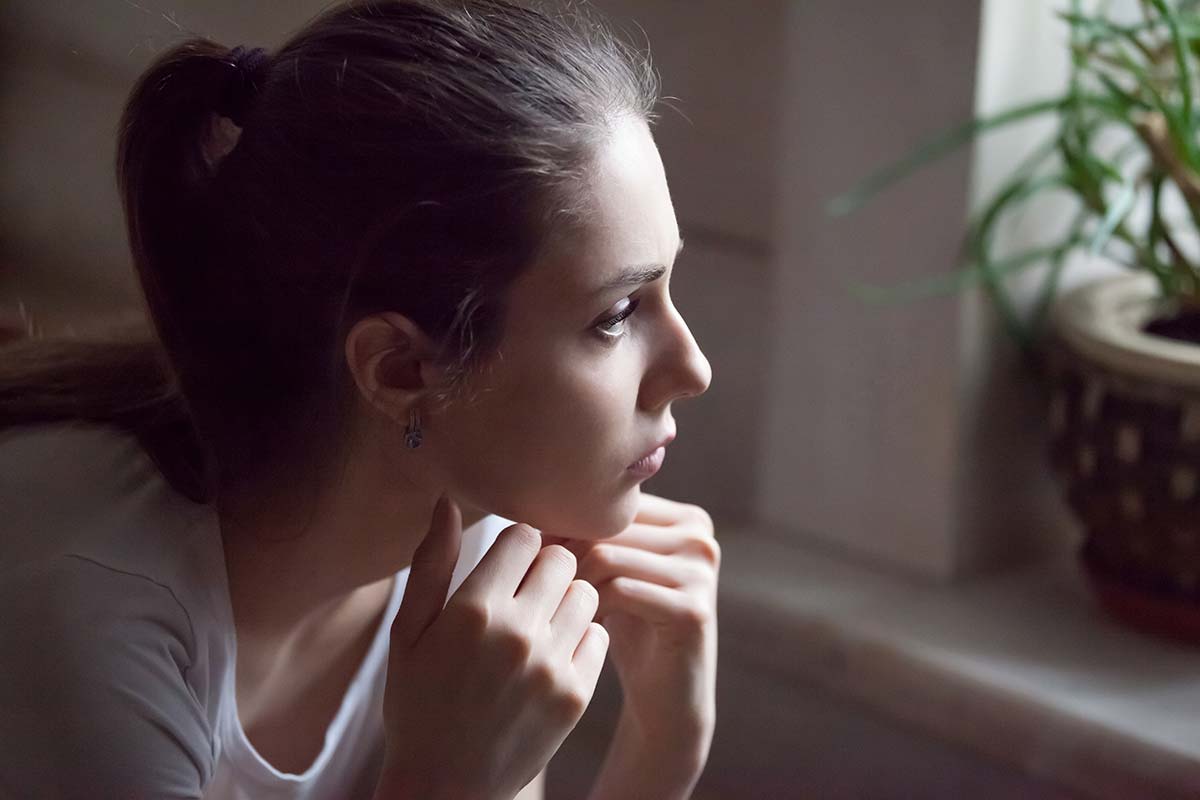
{"left": 344, "top": 312, "right": 442, "bottom": 422}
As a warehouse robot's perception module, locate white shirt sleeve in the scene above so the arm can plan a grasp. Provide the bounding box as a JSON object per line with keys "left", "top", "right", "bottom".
{"left": 0, "top": 555, "right": 215, "bottom": 799}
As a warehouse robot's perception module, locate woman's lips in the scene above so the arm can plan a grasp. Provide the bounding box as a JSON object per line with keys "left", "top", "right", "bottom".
{"left": 627, "top": 445, "right": 666, "bottom": 478}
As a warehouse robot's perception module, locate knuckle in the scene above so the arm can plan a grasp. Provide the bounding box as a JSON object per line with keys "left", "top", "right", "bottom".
{"left": 678, "top": 601, "right": 711, "bottom": 635}
{"left": 688, "top": 504, "right": 714, "bottom": 530}
{"left": 494, "top": 625, "right": 533, "bottom": 666}
{"left": 553, "top": 687, "right": 588, "bottom": 722}
{"left": 541, "top": 544, "right": 577, "bottom": 573}
{"left": 683, "top": 561, "right": 714, "bottom": 587}
{"left": 694, "top": 535, "right": 721, "bottom": 568}
{"left": 526, "top": 658, "right": 558, "bottom": 694}
{"left": 505, "top": 523, "right": 543, "bottom": 553}
{"left": 585, "top": 622, "right": 610, "bottom": 654}
{"left": 572, "top": 579, "right": 598, "bottom": 604}
{"left": 451, "top": 600, "right": 491, "bottom": 636}
{"left": 570, "top": 582, "right": 599, "bottom": 618}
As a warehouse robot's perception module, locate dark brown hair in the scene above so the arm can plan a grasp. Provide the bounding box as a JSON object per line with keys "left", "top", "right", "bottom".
{"left": 0, "top": 0, "right": 658, "bottom": 513}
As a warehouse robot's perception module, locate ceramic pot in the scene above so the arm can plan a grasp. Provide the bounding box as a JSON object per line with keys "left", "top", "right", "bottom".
{"left": 1050, "top": 273, "right": 1200, "bottom": 642}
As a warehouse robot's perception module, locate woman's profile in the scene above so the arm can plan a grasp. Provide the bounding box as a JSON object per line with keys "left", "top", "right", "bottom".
{"left": 0, "top": 1, "right": 719, "bottom": 798}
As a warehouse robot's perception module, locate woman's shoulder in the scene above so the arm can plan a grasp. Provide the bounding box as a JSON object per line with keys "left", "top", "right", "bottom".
{"left": 2, "top": 421, "right": 223, "bottom": 573}
{"left": 0, "top": 549, "right": 198, "bottom": 662}
{"left": 0, "top": 552, "right": 222, "bottom": 794}
{"left": 0, "top": 421, "right": 233, "bottom": 681}
{"left": 2, "top": 422, "right": 166, "bottom": 560}
{"left": 0, "top": 422, "right": 234, "bottom": 791}
{"left": 0, "top": 525, "right": 233, "bottom": 711}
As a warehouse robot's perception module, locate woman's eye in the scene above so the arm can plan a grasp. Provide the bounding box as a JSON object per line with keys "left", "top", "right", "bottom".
{"left": 595, "top": 297, "right": 641, "bottom": 338}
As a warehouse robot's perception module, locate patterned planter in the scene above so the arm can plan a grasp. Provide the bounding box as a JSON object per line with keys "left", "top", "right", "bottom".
{"left": 1049, "top": 274, "right": 1200, "bottom": 642}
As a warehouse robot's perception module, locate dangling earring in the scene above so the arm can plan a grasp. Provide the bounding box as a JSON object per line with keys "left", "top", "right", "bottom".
{"left": 404, "top": 407, "right": 424, "bottom": 449}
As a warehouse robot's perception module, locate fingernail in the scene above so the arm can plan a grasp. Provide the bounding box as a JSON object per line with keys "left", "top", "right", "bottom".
{"left": 434, "top": 492, "right": 456, "bottom": 526}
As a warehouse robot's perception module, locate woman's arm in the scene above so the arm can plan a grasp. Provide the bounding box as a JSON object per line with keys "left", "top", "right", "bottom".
{"left": 565, "top": 493, "right": 720, "bottom": 800}
{"left": 0, "top": 556, "right": 214, "bottom": 798}
{"left": 584, "top": 708, "right": 710, "bottom": 800}
{"left": 513, "top": 766, "right": 545, "bottom": 800}
{"left": 373, "top": 765, "right": 544, "bottom": 800}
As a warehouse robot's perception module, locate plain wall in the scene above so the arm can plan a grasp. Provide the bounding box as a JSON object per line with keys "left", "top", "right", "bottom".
{"left": 757, "top": 0, "right": 982, "bottom": 577}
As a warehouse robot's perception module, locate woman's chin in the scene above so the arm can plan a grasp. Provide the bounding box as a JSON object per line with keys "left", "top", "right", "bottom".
{"left": 535, "top": 495, "right": 637, "bottom": 541}
{"left": 492, "top": 476, "right": 641, "bottom": 540}
{"left": 591, "top": 491, "right": 641, "bottom": 539}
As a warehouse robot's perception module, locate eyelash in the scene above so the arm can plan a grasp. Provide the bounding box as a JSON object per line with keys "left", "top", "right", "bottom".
{"left": 595, "top": 297, "right": 642, "bottom": 340}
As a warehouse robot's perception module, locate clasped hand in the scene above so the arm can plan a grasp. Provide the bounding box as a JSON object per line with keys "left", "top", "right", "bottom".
{"left": 544, "top": 492, "right": 719, "bottom": 763}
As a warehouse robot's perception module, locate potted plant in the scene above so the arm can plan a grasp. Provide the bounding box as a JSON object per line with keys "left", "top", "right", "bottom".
{"left": 832, "top": 0, "right": 1200, "bottom": 641}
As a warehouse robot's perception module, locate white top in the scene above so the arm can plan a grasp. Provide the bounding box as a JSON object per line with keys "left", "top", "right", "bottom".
{"left": 0, "top": 422, "right": 511, "bottom": 799}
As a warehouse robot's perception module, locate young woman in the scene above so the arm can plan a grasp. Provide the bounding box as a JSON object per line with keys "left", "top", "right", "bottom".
{"left": 0, "top": 1, "right": 717, "bottom": 798}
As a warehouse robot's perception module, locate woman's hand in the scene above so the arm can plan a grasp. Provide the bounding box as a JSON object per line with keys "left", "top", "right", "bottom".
{"left": 551, "top": 493, "right": 719, "bottom": 795}
{"left": 375, "top": 496, "right": 609, "bottom": 800}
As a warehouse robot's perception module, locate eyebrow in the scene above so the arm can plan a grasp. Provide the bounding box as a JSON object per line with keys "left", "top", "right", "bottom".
{"left": 594, "top": 237, "right": 685, "bottom": 296}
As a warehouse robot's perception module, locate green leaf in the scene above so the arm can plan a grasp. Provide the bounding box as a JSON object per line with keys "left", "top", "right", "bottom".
{"left": 1028, "top": 211, "right": 1089, "bottom": 337}
{"left": 969, "top": 174, "right": 1073, "bottom": 242}
{"left": 1108, "top": 38, "right": 1200, "bottom": 172}
{"left": 1060, "top": 10, "right": 1157, "bottom": 61}
{"left": 1094, "top": 71, "right": 1151, "bottom": 112}
{"left": 847, "top": 239, "right": 1087, "bottom": 305}
{"left": 966, "top": 173, "right": 1078, "bottom": 348}
{"left": 1148, "top": 169, "right": 1168, "bottom": 264}
{"left": 827, "top": 96, "right": 1066, "bottom": 217}
{"left": 1150, "top": 0, "right": 1200, "bottom": 164}
{"left": 1089, "top": 178, "right": 1137, "bottom": 255}
{"left": 1147, "top": 169, "right": 1197, "bottom": 293}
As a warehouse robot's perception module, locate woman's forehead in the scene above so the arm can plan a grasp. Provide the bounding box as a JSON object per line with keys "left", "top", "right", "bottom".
{"left": 518, "top": 117, "right": 679, "bottom": 305}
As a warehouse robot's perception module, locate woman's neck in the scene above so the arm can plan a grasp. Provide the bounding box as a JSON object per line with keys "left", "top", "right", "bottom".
{"left": 216, "top": 449, "right": 487, "bottom": 644}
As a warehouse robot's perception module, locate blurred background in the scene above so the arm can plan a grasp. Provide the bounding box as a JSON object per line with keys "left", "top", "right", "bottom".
{"left": 5, "top": 1, "right": 1200, "bottom": 798}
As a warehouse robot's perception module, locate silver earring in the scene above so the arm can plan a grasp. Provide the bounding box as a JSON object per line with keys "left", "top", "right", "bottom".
{"left": 404, "top": 408, "right": 423, "bottom": 449}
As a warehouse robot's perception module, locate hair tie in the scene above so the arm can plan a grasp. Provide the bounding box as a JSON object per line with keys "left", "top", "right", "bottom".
{"left": 221, "top": 46, "right": 270, "bottom": 127}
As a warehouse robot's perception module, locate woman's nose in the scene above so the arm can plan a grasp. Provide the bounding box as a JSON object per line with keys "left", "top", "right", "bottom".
{"left": 641, "top": 301, "right": 712, "bottom": 410}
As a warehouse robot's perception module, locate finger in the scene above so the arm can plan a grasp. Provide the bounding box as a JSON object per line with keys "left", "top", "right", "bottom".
{"left": 578, "top": 543, "right": 703, "bottom": 590}
{"left": 548, "top": 580, "right": 599, "bottom": 657}
{"left": 570, "top": 622, "right": 610, "bottom": 689}
{"left": 541, "top": 532, "right": 600, "bottom": 563}
{"left": 514, "top": 545, "right": 578, "bottom": 623}
{"left": 454, "top": 522, "right": 543, "bottom": 601}
{"left": 596, "top": 576, "right": 706, "bottom": 630}
{"left": 393, "top": 494, "right": 462, "bottom": 649}
{"left": 588, "top": 523, "right": 687, "bottom": 555}
{"left": 547, "top": 539, "right": 596, "bottom": 567}
{"left": 632, "top": 492, "right": 689, "bottom": 526}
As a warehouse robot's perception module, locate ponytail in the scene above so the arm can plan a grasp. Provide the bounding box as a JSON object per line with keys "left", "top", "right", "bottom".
{"left": 0, "top": 316, "right": 211, "bottom": 503}
{"left": 0, "top": 39, "right": 254, "bottom": 504}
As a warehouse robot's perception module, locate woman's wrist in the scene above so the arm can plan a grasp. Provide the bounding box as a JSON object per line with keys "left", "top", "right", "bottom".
{"left": 371, "top": 764, "right": 485, "bottom": 800}
{"left": 586, "top": 708, "right": 712, "bottom": 800}
{"left": 623, "top": 701, "right": 715, "bottom": 756}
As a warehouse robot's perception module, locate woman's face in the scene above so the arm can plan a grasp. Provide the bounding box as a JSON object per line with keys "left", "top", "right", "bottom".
{"left": 428, "top": 115, "right": 712, "bottom": 539}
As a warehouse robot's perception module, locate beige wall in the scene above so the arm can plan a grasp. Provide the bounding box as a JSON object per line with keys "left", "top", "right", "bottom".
{"left": 757, "top": 0, "right": 984, "bottom": 577}
{"left": 751, "top": 0, "right": 1079, "bottom": 579}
